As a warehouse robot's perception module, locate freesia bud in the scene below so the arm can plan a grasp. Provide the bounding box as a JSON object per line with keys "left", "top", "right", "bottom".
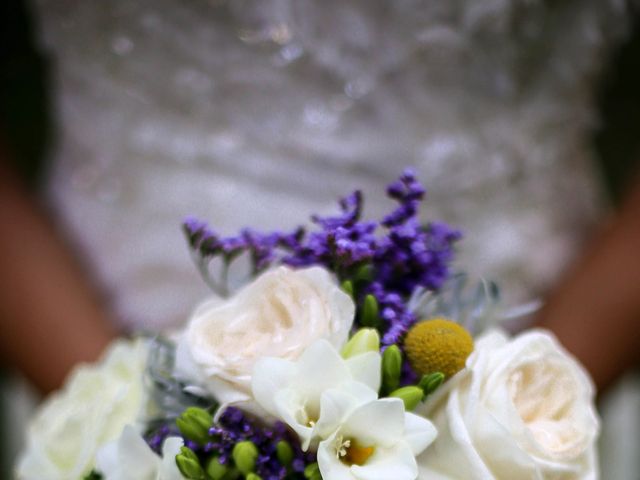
{"left": 389, "top": 386, "right": 424, "bottom": 411}
{"left": 176, "top": 407, "right": 213, "bottom": 445}
{"left": 418, "top": 372, "right": 445, "bottom": 398}
{"left": 276, "top": 440, "right": 294, "bottom": 466}
{"left": 353, "top": 264, "right": 374, "bottom": 282}
{"left": 178, "top": 446, "right": 199, "bottom": 463}
{"left": 205, "top": 456, "right": 230, "bottom": 480}
{"left": 341, "top": 328, "right": 380, "bottom": 358}
{"left": 304, "top": 462, "right": 321, "bottom": 480}
{"left": 232, "top": 440, "right": 259, "bottom": 474}
{"left": 341, "top": 280, "right": 354, "bottom": 299}
{"left": 381, "top": 345, "right": 402, "bottom": 393}
{"left": 360, "top": 294, "right": 380, "bottom": 328}
{"left": 175, "top": 447, "right": 205, "bottom": 480}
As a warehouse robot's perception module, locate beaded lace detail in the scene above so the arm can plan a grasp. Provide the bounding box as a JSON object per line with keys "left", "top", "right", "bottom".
{"left": 33, "top": 0, "right": 630, "bottom": 329}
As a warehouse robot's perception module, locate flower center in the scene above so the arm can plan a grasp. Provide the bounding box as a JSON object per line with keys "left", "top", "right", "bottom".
{"left": 508, "top": 360, "right": 587, "bottom": 458}
{"left": 295, "top": 401, "right": 319, "bottom": 428}
{"left": 334, "top": 435, "right": 375, "bottom": 466}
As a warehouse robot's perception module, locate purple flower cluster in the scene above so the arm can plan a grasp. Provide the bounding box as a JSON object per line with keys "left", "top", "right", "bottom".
{"left": 209, "top": 407, "right": 315, "bottom": 479}
{"left": 146, "top": 408, "right": 315, "bottom": 479}
{"left": 184, "top": 169, "right": 461, "bottom": 346}
{"left": 146, "top": 424, "right": 176, "bottom": 454}
{"left": 285, "top": 191, "right": 379, "bottom": 272}
{"left": 382, "top": 170, "right": 426, "bottom": 227}
{"left": 369, "top": 219, "right": 461, "bottom": 344}
{"left": 184, "top": 218, "right": 305, "bottom": 274}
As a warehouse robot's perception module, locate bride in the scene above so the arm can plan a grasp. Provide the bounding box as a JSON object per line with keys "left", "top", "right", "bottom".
{"left": 1, "top": 0, "right": 638, "bottom": 477}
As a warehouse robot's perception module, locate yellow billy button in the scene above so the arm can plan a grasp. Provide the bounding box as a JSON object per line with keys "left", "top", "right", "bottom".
{"left": 404, "top": 318, "right": 474, "bottom": 379}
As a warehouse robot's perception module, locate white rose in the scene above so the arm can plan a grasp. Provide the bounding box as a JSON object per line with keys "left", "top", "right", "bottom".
{"left": 175, "top": 266, "right": 354, "bottom": 404}
{"left": 15, "top": 339, "right": 148, "bottom": 480}
{"left": 417, "top": 329, "right": 599, "bottom": 480}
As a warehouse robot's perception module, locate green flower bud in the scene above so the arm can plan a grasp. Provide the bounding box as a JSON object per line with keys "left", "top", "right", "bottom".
{"left": 222, "top": 467, "right": 241, "bottom": 480}
{"left": 175, "top": 447, "right": 205, "bottom": 480}
{"left": 179, "top": 446, "right": 200, "bottom": 463}
{"left": 381, "top": 344, "right": 402, "bottom": 393}
{"left": 418, "top": 372, "right": 445, "bottom": 398}
{"left": 176, "top": 407, "right": 213, "bottom": 445}
{"left": 205, "top": 456, "right": 230, "bottom": 480}
{"left": 341, "top": 328, "right": 380, "bottom": 358}
{"left": 276, "top": 440, "right": 294, "bottom": 466}
{"left": 82, "top": 471, "right": 102, "bottom": 480}
{"left": 341, "top": 280, "right": 354, "bottom": 299}
{"left": 353, "top": 264, "right": 374, "bottom": 282}
{"left": 389, "top": 386, "right": 424, "bottom": 411}
{"left": 246, "top": 474, "right": 263, "bottom": 480}
{"left": 304, "top": 462, "right": 321, "bottom": 479}
{"left": 360, "top": 294, "right": 380, "bottom": 328}
{"left": 232, "top": 441, "right": 259, "bottom": 475}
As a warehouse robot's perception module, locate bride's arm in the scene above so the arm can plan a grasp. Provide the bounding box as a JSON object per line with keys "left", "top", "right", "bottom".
{"left": 0, "top": 148, "right": 118, "bottom": 394}
{"left": 538, "top": 169, "right": 640, "bottom": 393}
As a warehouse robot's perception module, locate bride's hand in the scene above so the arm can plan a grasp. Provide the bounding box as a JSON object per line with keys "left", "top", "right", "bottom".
{"left": 538, "top": 168, "right": 640, "bottom": 394}
{"left": 0, "top": 148, "right": 118, "bottom": 394}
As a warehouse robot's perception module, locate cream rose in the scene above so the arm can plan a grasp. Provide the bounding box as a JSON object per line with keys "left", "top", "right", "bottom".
{"left": 175, "top": 265, "right": 354, "bottom": 404}
{"left": 417, "top": 329, "right": 599, "bottom": 480}
{"left": 15, "top": 339, "right": 148, "bottom": 480}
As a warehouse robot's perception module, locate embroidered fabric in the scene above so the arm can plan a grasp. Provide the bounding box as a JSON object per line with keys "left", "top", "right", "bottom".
{"left": 32, "top": 0, "right": 630, "bottom": 330}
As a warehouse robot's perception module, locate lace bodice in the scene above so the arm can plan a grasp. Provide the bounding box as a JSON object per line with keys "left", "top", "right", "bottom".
{"left": 32, "top": 0, "right": 630, "bottom": 330}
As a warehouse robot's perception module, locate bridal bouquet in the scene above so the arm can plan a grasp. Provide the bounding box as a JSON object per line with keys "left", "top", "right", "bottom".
{"left": 16, "top": 171, "right": 599, "bottom": 480}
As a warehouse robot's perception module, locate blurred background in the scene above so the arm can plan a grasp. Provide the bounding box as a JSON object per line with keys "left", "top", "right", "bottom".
{"left": 1, "top": 0, "right": 639, "bottom": 478}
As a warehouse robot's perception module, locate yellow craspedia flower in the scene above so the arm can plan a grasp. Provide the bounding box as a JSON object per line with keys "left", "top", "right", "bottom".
{"left": 404, "top": 318, "right": 474, "bottom": 379}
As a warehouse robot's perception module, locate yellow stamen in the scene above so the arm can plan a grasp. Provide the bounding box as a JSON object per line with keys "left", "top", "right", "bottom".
{"left": 334, "top": 436, "right": 351, "bottom": 459}
{"left": 335, "top": 436, "right": 375, "bottom": 466}
{"left": 344, "top": 444, "right": 375, "bottom": 466}
{"left": 295, "top": 401, "right": 318, "bottom": 428}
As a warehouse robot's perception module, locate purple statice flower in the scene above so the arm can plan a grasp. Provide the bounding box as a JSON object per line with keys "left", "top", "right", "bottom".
{"left": 374, "top": 218, "right": 461, "bottom": 296}
{"left": 241, "top": 228, "right": 283, "bottom": 273}
{"left": 283, "top": 220, "right": 378, "bottom": 273}
{"left": 382, "top": 168, "right": 426, "bottom": 227}
{"left": 311, "top": 190, "right": 362, "bottom": 229}
{"left": 183, "top": 216, "right": 219, "bottom": 252}
{"left": 145, "top": 424, "right": 176, "bottom": 454}
{"left": 197, "top": 406, "right": 315, "bottom": 479}
{"left": 283, "top": 190, "right": 376, "bottom": 272}
{"left": 183, "top": 169, "right": 461, "bottom": 348}
{"left": 145, "top": 401, "right": 315, "bottom": 475}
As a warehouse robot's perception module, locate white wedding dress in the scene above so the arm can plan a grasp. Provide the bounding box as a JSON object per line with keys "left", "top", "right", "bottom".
{"left": 17, "top": 0, "right": 638, "bottom": 477}
{"left": 32, "top": 0, "right": 630, "bottom": 330}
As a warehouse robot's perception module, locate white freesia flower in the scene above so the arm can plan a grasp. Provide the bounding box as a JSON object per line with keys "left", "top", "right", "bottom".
{"left": 318, "top": 397, "right": 437, "bottom": 480}
{"left": 417, "top": 329, "right": 600, "bottom": 479}
{"left": 175, "top": 266, "right": 354, "bottom": 404}
{"left": 15, "top": 339, "right": 148, "bottom": 480}
{"left": 252, "top": 338, "right": 381, "bottom": 450}
{"left": 95, "top": 425, "right": 184, "bottom": 480}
